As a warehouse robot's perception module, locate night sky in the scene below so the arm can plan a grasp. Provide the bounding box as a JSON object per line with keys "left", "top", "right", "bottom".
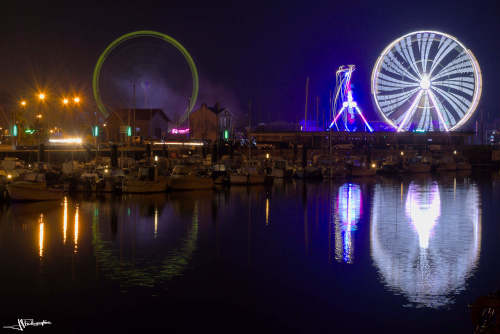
{"left": 1, "top": 0, "right": 498, "bottom": 128}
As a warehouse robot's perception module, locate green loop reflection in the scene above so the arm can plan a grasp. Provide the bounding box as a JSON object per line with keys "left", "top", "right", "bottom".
{"left": 92, "top": 30, "right": 199, "bottom": 121}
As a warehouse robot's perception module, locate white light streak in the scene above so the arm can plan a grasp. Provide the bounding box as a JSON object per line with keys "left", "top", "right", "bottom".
{"left": 49, "top": 137, "right": 82, "bottom": 144}
{"left": 152, "top": 141, "right": 204, "bottom": 146}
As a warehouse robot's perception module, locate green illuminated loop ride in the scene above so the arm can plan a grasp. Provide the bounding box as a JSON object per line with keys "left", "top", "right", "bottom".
{"left": 92, "top": 30, "right": 199, "bottom": 121}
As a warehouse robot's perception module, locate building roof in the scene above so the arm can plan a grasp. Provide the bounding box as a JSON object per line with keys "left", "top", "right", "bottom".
{"left": 207, "top": 102, "right": 229, "bottom": 115}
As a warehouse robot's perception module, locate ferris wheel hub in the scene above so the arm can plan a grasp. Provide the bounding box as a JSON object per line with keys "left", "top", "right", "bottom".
{"left": 420, "top": 75, "right": 431, "bottom": 90}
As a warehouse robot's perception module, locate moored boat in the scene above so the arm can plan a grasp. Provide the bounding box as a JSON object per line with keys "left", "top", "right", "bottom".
{"left": 169, "top": 165, "right": 214, "bottom": 190}
{"left": 7, "top": 173, "right": 64, "bottom": 201}
{"left": 122, "top": 166, "right": 168, "bottom": 193}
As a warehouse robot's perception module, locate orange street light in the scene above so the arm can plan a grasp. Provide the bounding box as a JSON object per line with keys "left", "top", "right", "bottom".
{"left": 73, "top": 97, "right": 80, "bottom": 104}
{"left": 62, "top": 98, "right": 69, "bottom": 105}
{"left": 38, "top": 93, "right": 46, "bottom": 101}
{"left": 36, "top": 114, "right": 42, "bottom": 119}
{"left": 20, "top": 100, "right": 27, "bottom": 107}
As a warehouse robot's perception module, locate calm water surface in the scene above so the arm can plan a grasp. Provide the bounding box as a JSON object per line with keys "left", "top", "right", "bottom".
{"left": 2, "top": 173, "right": 500, "bottom": 333}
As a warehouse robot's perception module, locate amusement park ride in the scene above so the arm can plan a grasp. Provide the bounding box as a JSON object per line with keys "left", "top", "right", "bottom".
{"left": 329, "top": 65, "right": 373, "bottom": 132}
{"left": 308, "top": 30, "right": 483, "bottom": 134}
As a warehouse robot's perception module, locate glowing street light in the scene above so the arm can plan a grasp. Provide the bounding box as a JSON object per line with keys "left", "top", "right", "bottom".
{"left": 20, "top": 100, "right": 27, "bottom": 107}
{"left": 38, "top": 93, "right": 45, "bottom": 101}
{"left": 73, "top": 96, "right": 80, "bottom": 104}
{"left": 62, "top": 98, "right": 69, "bottom": 105}
{"left": 36, "top": 114, "right": 42, "bottom": 119}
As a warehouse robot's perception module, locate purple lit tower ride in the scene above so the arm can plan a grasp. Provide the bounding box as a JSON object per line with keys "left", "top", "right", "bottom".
{"left": 329, "top": 65, "right": 373, "bottom": 132}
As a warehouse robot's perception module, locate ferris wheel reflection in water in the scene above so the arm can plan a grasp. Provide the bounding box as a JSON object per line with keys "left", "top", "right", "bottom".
{"left": 370, "top": 178, "right": 481, "bottom": 308}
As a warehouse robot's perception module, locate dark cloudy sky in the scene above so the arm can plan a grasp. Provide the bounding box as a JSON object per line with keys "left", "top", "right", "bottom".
{"left": 0, "top": 0, "right": 498, "bottom": 128}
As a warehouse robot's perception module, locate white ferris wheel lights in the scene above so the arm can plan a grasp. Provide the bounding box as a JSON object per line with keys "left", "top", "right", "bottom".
{"left": 427, "top": 89, "right": 449, "bottom": 131}
{"left": 371, "top": 31, "right": 482, "bottom": 132}
{"left": 397, "top": 90, "right": 423, "bottom": 132}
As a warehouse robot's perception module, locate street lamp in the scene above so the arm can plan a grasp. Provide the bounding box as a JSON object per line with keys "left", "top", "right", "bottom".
{"left": 14, "top": 99, "right": 27, "bottom": 146}
{"left": 73, "top": 96, "right": 80, "bottom": 104}
{"left": 62, "top": 98, "right": 69, "bottom": 105}
{"left": 38, "top": 93, "right": 45, "bottom": 101}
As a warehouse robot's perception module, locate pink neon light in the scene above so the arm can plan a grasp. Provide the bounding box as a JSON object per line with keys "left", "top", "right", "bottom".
{"left": 171, "top": 128, "right": 190, "bottom": 135}
{"left": 332, "top": 107, "right": 346, "bottom": 125}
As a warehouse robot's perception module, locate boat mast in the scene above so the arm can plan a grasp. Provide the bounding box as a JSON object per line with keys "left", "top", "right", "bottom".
{"left": 248, "top": 100, "right": 252, "bottom": 162}
{"left": 304, "top": 77, "right": 309, "bottom": 130}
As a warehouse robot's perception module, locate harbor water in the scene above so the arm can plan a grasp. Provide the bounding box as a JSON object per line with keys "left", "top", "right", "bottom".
{"left": 1, "top": 172, "right": 499, "bottom": 333}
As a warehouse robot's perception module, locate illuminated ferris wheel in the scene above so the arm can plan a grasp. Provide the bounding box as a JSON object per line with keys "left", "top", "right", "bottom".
{"left": 371, "top": 31, "right": 482, "bottom": 132}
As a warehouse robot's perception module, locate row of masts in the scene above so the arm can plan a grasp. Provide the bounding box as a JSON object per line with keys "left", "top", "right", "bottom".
{"left": 304, "top": 76, "right": 335, "bottom": 130}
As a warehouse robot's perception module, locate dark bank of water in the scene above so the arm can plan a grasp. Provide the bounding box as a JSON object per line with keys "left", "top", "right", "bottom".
{"left": 1, "top": 172, "right": 499, "bottom": 333}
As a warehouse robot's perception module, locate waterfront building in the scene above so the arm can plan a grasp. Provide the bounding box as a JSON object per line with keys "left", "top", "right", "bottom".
{"left": 189, "top": 103, "right": 232, "bottom": 142}
{"left": 106, "top": 108, "right": 170, "bottom": 142}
